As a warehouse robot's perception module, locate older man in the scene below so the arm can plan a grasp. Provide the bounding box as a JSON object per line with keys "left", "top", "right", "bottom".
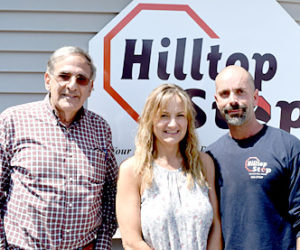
{"left": 0, "top": 46, "right": 118, "bottom": 249}
{"left": 207, "top": 65, "right": 300, "bottom": 249}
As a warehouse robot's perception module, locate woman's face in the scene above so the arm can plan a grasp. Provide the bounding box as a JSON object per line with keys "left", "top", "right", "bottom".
{"left": 153, "top": 95, "right": 188, "bottom": 148}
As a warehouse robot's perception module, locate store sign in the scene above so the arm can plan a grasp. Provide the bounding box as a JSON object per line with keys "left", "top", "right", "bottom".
{"left": 89, "top": 0, "right": 300, "bottom": 164}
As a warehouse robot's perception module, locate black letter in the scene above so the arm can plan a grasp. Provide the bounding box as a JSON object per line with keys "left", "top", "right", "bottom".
{"left": 158, "top": 37, "right": 170, "bottom": 80}
{"left": 226, "top": 53, "right": 249, "bottom": 70}
{"left": 276, "top": 101, "right": 300, "bottom": 133}
{"left": 191, "top": 38, "right": 204, "bottom": 80}
{"left": 122, "top": 39, "right": 153, "bottom": 79}
{"left": 212, "top": 102, "right": 228, "bottom": 129}
{"left": 207, "top": 45, "right": 222, "bottom": 80}
{"left": 174, "top": 38, "right": 187, "bottom": 80}
{"left": 252, "top": 53, "right": 277, "bottom": 90}
{"left": 185, "top": 88, "right": 206, "bottom": 128}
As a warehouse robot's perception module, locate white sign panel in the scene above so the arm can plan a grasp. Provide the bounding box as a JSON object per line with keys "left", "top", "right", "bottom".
{"left": 89, "top": 0, "right": 300, "bottom": 164}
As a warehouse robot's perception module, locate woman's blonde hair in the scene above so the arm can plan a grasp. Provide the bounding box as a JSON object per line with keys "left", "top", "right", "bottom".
{"left": 133, "top": 83, "right": 207, "bottom": 188}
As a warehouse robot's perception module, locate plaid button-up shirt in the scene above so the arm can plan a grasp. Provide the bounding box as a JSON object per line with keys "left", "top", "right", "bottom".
{"left": 0, "top": 95, "right": 118, "bottom": 249}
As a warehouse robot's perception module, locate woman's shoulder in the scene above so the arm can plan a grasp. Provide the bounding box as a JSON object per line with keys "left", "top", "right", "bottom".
{"left": 119, "top": 156, "right": 137, "bottom": 175}
{"left": 120, "top": 156, "right": 135, "bottom": 167}
{"left": 199, "top": 151, "right": 213, "bottom": 165}
{"left": 198, "top": 151, "right": 215, "bottom": 181}
{"left": 118, "top": 156, "right": 142, "bottom": 187}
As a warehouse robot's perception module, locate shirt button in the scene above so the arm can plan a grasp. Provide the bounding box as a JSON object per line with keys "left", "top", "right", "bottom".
{"left": 69, "top": 203, "right": 73, "bottom": 207}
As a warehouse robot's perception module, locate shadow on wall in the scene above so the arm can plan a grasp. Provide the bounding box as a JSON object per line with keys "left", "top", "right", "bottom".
{"left": 112, "top": 238, "right": 123, "bottom": 250}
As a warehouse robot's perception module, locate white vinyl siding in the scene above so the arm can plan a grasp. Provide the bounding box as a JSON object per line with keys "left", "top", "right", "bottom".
{"left": 278, "top": 0, "right": 300, "bottom": 25}
{"left": 0, "top": 0, "right": 131, "bottom": 114}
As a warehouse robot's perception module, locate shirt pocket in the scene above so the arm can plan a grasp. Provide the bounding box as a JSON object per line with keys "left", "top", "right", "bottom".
{"left": 78, "top": 147, "right": 107, "bottom": 185}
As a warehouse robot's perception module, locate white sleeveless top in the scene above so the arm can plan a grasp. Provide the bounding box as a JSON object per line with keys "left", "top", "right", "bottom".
{"left": 141, "top": 163, "right": 213, "bottom": 250}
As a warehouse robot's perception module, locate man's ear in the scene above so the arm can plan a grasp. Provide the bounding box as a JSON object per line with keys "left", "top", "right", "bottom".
{"left": 88, "top": 80, "right": 94, "bottom": 97}
{"left": 253, "top": 89, "right": 259, "bottom": 106}
{"left": 44, "top": 72, "right": 51, "bottom": 91}
{"left": 214, "top": 94, "right": 220, "bottom": 109}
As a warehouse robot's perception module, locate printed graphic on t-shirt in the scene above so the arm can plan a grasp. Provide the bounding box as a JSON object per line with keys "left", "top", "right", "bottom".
{"left": 244, "top": 156, "right": 271, "bottom": 179}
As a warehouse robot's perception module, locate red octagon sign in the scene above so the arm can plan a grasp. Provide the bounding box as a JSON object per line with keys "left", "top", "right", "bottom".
{"left": 103, "top": 3, "right": 219, "bottom": 122}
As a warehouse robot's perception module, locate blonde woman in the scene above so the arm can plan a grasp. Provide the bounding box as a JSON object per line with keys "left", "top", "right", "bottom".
{"left": 116, "top": 84, "right": 222, "bottom": 250}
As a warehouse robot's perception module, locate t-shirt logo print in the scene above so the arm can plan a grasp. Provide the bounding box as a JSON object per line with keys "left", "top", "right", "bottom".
{"left": 244, "top": 156, "right": 271, "bottom": 179}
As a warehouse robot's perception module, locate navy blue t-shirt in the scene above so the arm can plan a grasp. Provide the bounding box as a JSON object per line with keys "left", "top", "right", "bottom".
{"left": 207, "top": 125, "right": 300, "bottom": 250}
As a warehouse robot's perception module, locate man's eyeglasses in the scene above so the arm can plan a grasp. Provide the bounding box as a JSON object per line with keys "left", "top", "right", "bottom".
{"left": 51, "top": 73, "right": 91, "bottom": 86}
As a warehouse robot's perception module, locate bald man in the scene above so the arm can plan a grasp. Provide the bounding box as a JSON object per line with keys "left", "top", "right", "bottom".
{"left": 206, "top": 65, "right": 300, "bottom": 249}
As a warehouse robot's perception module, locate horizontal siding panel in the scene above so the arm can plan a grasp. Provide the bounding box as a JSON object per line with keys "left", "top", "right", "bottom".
{"left": 0, "top": 12, "right": 115, "bottom": 32}
{"left": 0, "top": 93, "right": 46, "bottom": 113}
{"left": 0, "top": 0, "right": 132, "bottom": 13}
{"left": 0, "top": 32, "right": 95, "bottom": 52}
{"left": 0, "top": 72, "right": 46, "bottom": 93}
{"left": 278, "top": 0, "right": 300, "bottom": 4}
{"left": 279, "top": 2, "right": 300, "bottom": 21}
{"left": 0, "top": 52, "right": 50, "bottom": 72}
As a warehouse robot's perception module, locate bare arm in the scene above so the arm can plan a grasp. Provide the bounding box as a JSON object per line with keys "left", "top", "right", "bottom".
{"left": 116, "top": 158, "right": 152, "bottom": 250}
{"left": 297, "top": 237, "right": 300, "bottom": 250}
{"left": 201, "top": 152, "right": 223, "bottom": 250}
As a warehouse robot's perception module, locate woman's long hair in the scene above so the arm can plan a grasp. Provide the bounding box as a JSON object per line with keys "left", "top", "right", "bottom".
{"left": 133, "top": 83, "right": 207, "bottom": 188}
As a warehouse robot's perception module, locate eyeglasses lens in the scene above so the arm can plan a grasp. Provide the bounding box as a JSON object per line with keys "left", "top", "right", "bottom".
{"left": 55, "top": 73, "right": 90, "bottom": 86}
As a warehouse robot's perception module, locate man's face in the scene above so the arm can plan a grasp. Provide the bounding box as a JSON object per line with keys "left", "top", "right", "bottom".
{"left": 44, "top": 54, "right": 93, "bottom": 120}
{"left": 215, "top": 69, "right": 258, "bottom": 127}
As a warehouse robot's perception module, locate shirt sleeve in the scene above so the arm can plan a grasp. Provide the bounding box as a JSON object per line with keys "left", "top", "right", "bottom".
{"left": 95, "top": 125, "right": 118, "bottom": 250}
{"left": 288, "top": 152, "right": 300, "bottom": 238}
{"left": 0, "top": 112, "right": 12, "bottom": 248}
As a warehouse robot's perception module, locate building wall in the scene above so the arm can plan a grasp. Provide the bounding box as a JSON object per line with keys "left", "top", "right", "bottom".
{"left": 279, "top": 0, "right": 300, "bottom": 24}
{"left": 0, "top": 0, "right": 131, "bottom": 112}
{"left": 0, "top": 0, "right": 299, "bottom": 249}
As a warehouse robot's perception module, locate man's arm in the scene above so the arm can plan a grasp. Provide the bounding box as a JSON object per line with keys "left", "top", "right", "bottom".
{"left": 0, "top": 145, "right": 8, "bottom": 249}
{"left": 288, "top": 151, "right": 300, "bottom": 248}
{"left": 94, "top": 128, "right": 118, "bottom": 250}
{"left": 95, "top": 173, "right": 118, "bottom": 250}
{"left": 0, "top": 113, "right": 13, "bottom": 249}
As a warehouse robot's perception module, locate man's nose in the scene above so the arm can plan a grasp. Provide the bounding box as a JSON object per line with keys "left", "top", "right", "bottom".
{"left": 229, "top": 93, "right": 238, "bottom": 104}
{"left": 66, "top": 76, "right": 78, "bottom": 90}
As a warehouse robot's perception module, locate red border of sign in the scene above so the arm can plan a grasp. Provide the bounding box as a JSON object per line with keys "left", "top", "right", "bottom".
{"left": 103, "top": 3, "right": 219, "bottom": 122}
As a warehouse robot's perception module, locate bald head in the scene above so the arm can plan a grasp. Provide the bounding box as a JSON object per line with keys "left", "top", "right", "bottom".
{"left": 214, "top": 65, "right": 259, "bottom": 129}
{"left": 215, "top": 65, "right": 255, "bottom": 93}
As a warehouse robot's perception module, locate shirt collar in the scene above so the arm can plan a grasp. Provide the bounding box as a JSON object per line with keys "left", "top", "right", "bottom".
{"left": 43, "top": 93, "right": 85, "bottom": 127}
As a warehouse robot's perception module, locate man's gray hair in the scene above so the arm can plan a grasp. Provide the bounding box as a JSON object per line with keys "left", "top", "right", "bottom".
{"left": 46, "top": 46, "right": 96, "bottom": 80}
